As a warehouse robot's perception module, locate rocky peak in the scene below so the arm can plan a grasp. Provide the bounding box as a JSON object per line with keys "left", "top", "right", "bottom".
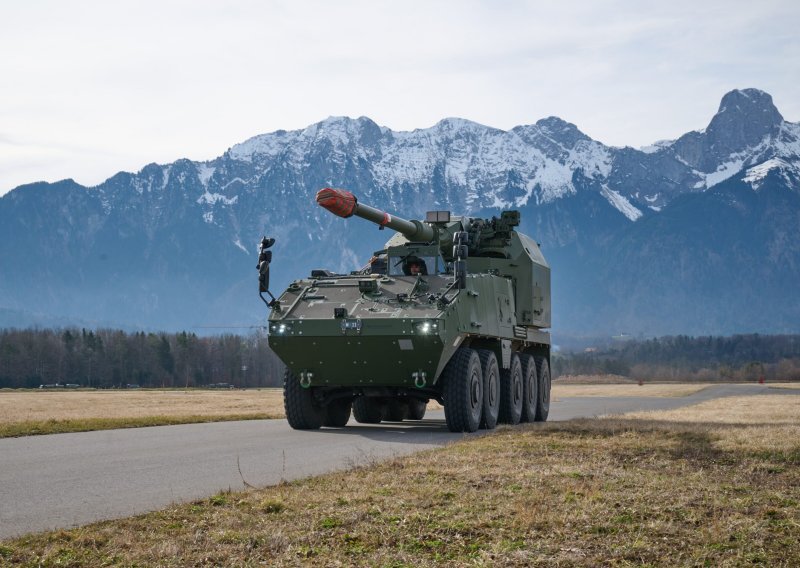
{"left": 354, "top": 116, "right": 383, "bottom": 147}
{"left": 510, "top": 117, "right": 590, "bottom": 154}
{"left": 431, "top": 117, "right": 493, "bottom": 137}
{"left": 535, "top": 116, "right": 589, "bottom": 141}
{"left": 705, "top": 88, "right": 784, "bottom": 155}
{"left": 714, "top": 89, "right": 782, "bottom": 121}
{"left": 671, "top": 89, "right": 786, "bottom": 174}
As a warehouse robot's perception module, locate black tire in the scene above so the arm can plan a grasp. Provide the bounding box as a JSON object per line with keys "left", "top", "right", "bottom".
{"left": 407, "top": 398, "right": 427, "bottom": 420}
{"left": 519, "top": 354, "right": 539, "bottom": 423}
{"left": 534, "top": 356, "right": 551, "bottom": 422}
{"left": 322, "top": 398, "right": 352, "bottom": 427}
{"left": 498, "top": 353, "right": 523, "bottom": 425}
{"left": 283, "top": 369, "right": 323, "bottom": 430}
{"left": 352, "top": 397, "right": 383, "bottom": 424}
{"left": 476, "top": 349, "right": 500, "bottom": 430}
{"left": 385, "top": 399, "right": 409, "bottom": 422}
{"left": 442, "top": 347, "right": 483, "bottom": 433}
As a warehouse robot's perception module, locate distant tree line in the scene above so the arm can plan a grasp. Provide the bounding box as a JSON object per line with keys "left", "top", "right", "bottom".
{"left": 2, "top": 329, "right": 799, "bottom": 388}
{"left": 0, "top": 328, "right": 285, "bottom": 389}
{"left": 553, "top": 334, "right": 800, "bottom": 381}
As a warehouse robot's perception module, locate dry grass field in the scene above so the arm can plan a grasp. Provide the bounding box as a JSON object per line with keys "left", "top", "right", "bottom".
{"left": 0, "top": 389, "right": 285, "bottom": 421}
{"left": 553, "top": 374, "right": 635, "bottom": 384}
{"left": 551, "top": 383, "right": 710, "bottom": 398}
{"left": 0, "top": 383, "right": 720, "bottom": 438}
{"left": 624, "top": 394, "right": 800, "bottom": 456}
{"left": 0, "top": 389, "right": 285, "bottom": 437}
{"left": 625, "top": 394, "right": 800, "bottom": 425}
{"left": 2, "top": 392, "right": 798, "bottom": 566}
{"left": 769, "top": 383, "right": 800, "bottom": 390}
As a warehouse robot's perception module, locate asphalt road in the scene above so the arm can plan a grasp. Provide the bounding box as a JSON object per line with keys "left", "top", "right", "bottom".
{"left": 0, "top": 384, "right": 793, "bottom": 540}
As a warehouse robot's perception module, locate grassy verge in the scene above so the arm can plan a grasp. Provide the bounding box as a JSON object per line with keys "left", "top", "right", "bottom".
{"left": 0, "top": 384, "right": 726, "bottom": 438}
{"left": 770, "top": 383, "right": 800, "bottom": 390}
{"left": 3, "top": 395, "right": 798, "bottom": 566}
{"left": 552, "top": 383, "right": 711, "bottom": 398}
{"left": 0, "top": 414, "right": 279, "bottom": 438}
{"left": 0, "top": 389, "right": 285, "bottom": 438}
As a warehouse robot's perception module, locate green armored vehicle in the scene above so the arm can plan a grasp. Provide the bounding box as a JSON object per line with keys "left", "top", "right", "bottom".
{"left": 260, "top": 188, "right": 551, "bottom": 433}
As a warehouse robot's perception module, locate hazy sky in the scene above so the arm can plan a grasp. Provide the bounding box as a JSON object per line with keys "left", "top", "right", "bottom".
{"left": 1, "top": 0, "right": 798, "bottom": 196}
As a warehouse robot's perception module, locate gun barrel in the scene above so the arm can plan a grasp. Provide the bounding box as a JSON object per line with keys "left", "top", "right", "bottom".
{"left": 316, "top": 188, "right": 436, "bottom": 242}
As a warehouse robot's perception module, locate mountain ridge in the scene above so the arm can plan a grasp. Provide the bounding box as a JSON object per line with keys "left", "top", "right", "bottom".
{"left": 1, "top": 88, "right": 798, "bottom": 335}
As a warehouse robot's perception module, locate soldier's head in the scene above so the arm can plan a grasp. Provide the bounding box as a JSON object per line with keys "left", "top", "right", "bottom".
{"left": 405, "top": 257, "right": 426, "bottom": 275}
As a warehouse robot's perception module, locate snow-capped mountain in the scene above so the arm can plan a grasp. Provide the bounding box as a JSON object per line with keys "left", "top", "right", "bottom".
{"left": 662, "top": 89, "right": 800, "bottom": 188}
{"left": 1, "top": 88, "right": 798, "bottom": 335}
{"left": 228, "top": 115, "right": 614, "bottom": 209}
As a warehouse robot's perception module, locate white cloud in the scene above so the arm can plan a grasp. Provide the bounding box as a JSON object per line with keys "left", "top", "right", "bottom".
{"left": 1, "top": 0, "right": 798, "bottom": 195}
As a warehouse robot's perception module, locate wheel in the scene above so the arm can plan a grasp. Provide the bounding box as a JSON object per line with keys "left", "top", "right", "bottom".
{"left": 498, "top": 353, "right": 523, "bottom": 425}
{"left": 534, "top": 356, "right": 551, "bottom": 422}
{"left": 442, "top": 347, "right": 483, "bottom": 433}
{"left": 352, "top": 397, "right": 384, "bottom": 424}
{"left": 322, "top": 398, "right": 352, "bottom": 427}
{"left": 407, "top": 398, "right": 427, "bottom": 420}
{"left": 385, "top": 398, "right": 409, "bottom": 422}
{"left": 283, "top": 369, "right": 323, "bottom": 430}
{"left": 476, "top": 349, "right": 500, "bottom": 430}
{"left": 519, "top": 354, "right": 539, "bottom": 423}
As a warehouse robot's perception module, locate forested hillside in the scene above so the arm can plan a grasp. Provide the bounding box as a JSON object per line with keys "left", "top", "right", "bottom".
{"left": 554, "top": 334, "right": 800, "bottom": 381}
{"left": 0, "top": 328, "right": 283, "bottom": 389}
{"left": 1, "top": 329, "right": 798, "bottom": 388}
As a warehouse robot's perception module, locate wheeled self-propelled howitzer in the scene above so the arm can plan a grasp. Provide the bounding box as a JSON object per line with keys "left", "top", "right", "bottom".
{"left": 263, "top": 188, "right": 551, "bottom": 432}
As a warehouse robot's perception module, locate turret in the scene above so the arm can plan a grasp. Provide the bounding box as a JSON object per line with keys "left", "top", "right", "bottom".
{"left": 314, "top": 187, "right": 550, "bottom": 329}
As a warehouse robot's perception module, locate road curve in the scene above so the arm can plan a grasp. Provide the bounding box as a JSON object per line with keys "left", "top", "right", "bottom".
{"left": 0, "top": 384, "right": 792, "bottom": 540}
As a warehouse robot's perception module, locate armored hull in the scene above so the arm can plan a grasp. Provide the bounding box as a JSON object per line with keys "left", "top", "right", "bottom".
{"left": 270, "top": 274, "right": 448, "bottom": 388}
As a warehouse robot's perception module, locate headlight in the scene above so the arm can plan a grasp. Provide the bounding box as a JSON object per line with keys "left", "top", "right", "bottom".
{"left": 413, "top": 320, "right": 439, "bottom": 334}
{"left": 270, "top": 322, "right": 293, "bottom": 334}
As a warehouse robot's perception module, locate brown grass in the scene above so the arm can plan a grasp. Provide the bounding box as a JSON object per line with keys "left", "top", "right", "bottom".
{"left": 0, "top": 414, "right": 276, "bottom": 438}
{"left": 3, "top": 393, "right": 798, "bottom": 566}
{"left": 0, "top": 389, "right": 285, "bottom": 422}
{"left": 553, "top": 383, "right": 711, "bottom": 398}
{"left": 0, "top": 384, "right": 779, "bottom": 438}
{"left": 0, "top": 389, "right": 285, "bottom": 437}
{"left": 554, "top": 374, "right": 636, "bottom": 384}
{"left": 623, "top": 394, "right": 800, "bottom": 455}
{"left": 624, "top": 393, "right": 800, "bottom": 424}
